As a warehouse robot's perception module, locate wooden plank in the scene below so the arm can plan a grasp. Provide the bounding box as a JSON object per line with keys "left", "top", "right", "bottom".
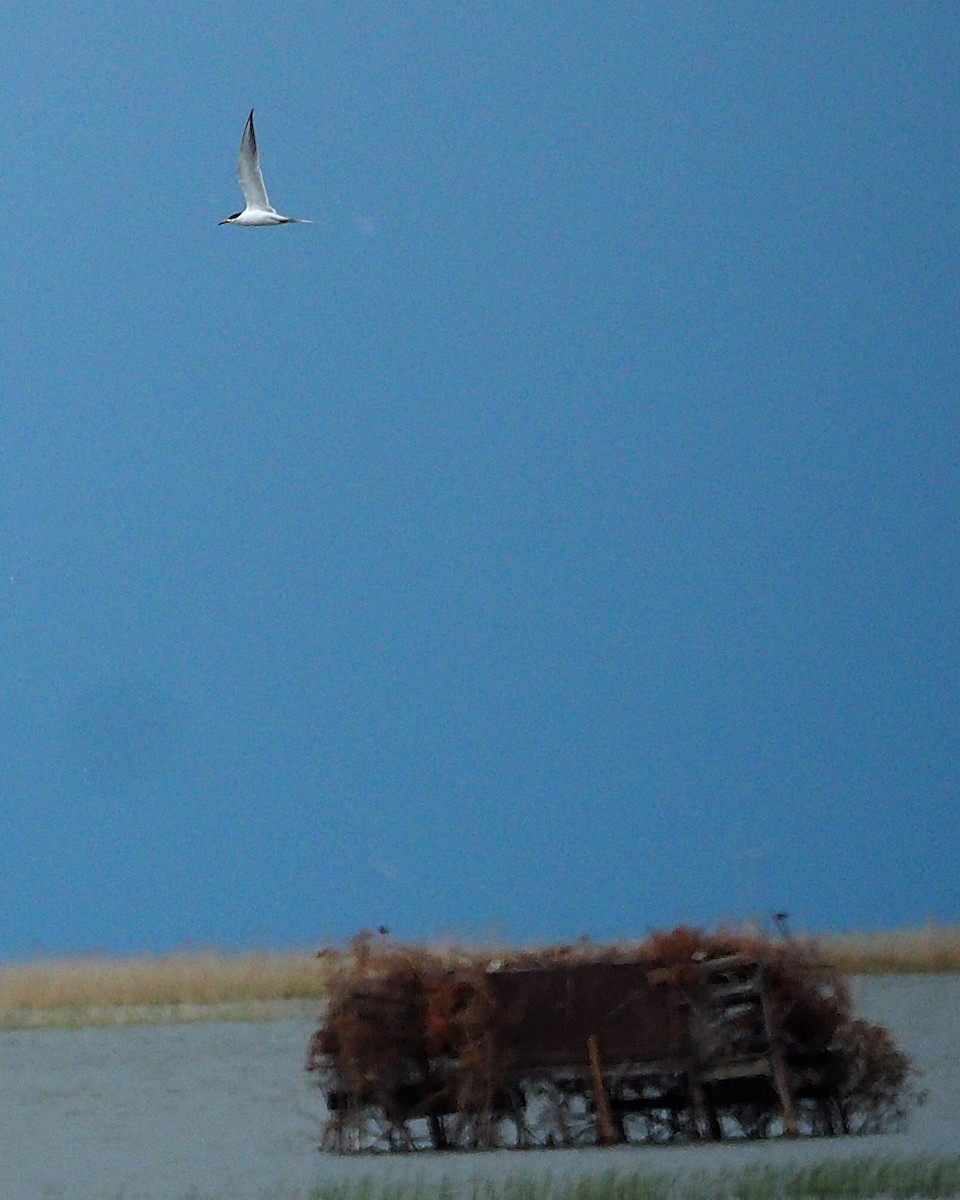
{"left": 759, "top": 975, "right": 799, "bottom": 1138}
{"left": 697, "top": 1057, "right": 773, "bottom": 1082}
{"left": 770, "top": 1046, "right": 799, "bottom": 1137}
{"left": 586, "top": 1035, "right": 618, "bottom": 1146}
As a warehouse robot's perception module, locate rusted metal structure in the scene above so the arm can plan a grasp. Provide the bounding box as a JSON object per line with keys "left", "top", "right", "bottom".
{"left": 483, "top": 955, "right": 802, "bottom": 1146}
{"left": 307, "top": 933, "right": 918, "bottom": 1153}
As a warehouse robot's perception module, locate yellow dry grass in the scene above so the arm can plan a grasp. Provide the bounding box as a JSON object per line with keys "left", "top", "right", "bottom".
{"left": 0, "top": 925, "right": 956, "bottom": 1029}
{"left": 815, "top": 924, "right": 960, "bottom": 975}
{"left": 0, "top": 949, "right": 328, "bottom": 1014}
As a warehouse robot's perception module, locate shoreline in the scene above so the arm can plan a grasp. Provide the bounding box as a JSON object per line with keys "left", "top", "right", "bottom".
{"left": 1, "top": 925, "right": 957, "bottom": 1032}
{"left": 0, "top": 997, "right": 320, "bottom": 1032}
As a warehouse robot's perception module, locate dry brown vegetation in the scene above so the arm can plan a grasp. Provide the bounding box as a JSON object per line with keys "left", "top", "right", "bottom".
{"left": 815, "top": 925, "right": 960, "bottom": 974}
{"left": 315, "top": 923, "right": 960, "bottom": 980}
{"left": 0, "top": 949, "right": 327, "bottom": 1026}
{"left": 0, "top": 925, "right": 956, "bottom": 1029}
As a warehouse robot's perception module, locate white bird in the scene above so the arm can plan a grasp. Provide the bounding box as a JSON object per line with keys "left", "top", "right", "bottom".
{"left": 219, "top": 110, "right": 309, "bottom": 227}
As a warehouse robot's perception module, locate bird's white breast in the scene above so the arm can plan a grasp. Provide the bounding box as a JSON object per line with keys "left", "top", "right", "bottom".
{"left": 234, "top": 209, "right": 285, "bottom": 226}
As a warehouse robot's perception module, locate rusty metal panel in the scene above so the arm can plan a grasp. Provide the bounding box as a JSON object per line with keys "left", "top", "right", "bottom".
{"left": 486, "top": 961, "right": 689, "bottom": 1067}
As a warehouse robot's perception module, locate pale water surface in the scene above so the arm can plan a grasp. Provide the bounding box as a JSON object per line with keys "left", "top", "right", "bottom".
{"left": 2, "top": 977, "right": 957, "bottom": 1200}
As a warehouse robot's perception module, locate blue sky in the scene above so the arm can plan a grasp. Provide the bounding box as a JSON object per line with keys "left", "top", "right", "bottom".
{"left": 2, "top": 4, "right": 957, "bottom": 956}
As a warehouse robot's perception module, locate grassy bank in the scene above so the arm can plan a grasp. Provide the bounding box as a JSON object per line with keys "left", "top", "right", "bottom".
{"left": 1, "top": 925, "right": 957, "bottom": 1030}
{"left": 815, "top": 926, "right": 960, "bottom": 975}
{"left": 244, "top": 1156, "right": 960, "bottom": 1200}
{"left": 0, "top": 949, "right": 327, "bottom": 1029}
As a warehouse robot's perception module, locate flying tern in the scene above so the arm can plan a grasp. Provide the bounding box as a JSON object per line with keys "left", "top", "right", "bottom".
{"left": 219, "top": 110, "right": 309, "bottom": 226}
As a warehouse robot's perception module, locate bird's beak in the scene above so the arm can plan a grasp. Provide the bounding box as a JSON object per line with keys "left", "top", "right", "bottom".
{"left": 218, "top": 218, "right": 230, "bottom": 225}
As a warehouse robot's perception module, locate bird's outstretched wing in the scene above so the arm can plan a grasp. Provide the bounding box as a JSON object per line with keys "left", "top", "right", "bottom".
{"left": 236, "top": 110, "right": 274, "bottom": 212}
